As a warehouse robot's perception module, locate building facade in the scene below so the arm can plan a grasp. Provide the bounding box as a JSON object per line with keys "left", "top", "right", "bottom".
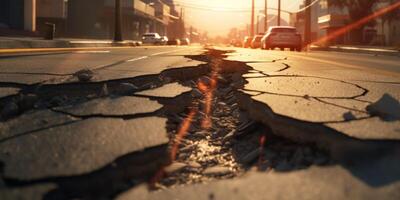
{"left": 67, "top": 0, "right": 170, "bottom": 40}
{"left": 0, "top": 0, "right": 36, "bottom": 35}
{"left": 290, "top": 2, "right": 319, "bottom": 42}
{"left": 317, "top": 0, "right": 350, "bottom": 45}
{"left": 36, "top": 0, "right": 68, "bottom": 37}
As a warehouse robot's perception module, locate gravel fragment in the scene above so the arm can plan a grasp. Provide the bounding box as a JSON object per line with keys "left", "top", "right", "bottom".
{"left": 164, "top": 162, "right": 187, "bottom": 174}
{"left": 203, "top": 166, "right": 231, "bottom": 176}
{"left": 74, "top": 69, "right": 94, "bottom": 82}
{"left": 188, "top": 161, "right": 202, "bottom": 168}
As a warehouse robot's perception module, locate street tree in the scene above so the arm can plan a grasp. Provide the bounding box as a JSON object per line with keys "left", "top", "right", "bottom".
{"left": 327, "top": 0, "right": 380, "bottom": 44}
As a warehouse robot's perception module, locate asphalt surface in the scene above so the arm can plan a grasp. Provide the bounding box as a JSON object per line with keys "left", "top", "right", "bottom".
{"left": 0, "top": 45, "right": 399, "bottom": 200}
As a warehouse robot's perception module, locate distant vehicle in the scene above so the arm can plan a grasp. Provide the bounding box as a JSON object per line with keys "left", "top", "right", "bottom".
{"left": 141, "top": 33, "right": 162, "bottom": 44}
{"left": 161, "top": 36, "right": 169, "bottom": 45}
{"left": 180, "top": 38, "right": 191, "bottom": 45}
{"left": 167, "top": 39, "right": 181, "bottom": 45}
{"left": 251, "top": 35, "right": 264, "bottom": 49}
{"left": 261, "top": 26, "right": 302, "bottom": 51}
{"left": 243, "top": 36, "right": 253, "bottom": 48}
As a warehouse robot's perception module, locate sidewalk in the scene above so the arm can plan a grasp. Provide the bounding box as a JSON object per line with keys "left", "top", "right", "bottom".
{"left": 310, "top": 44, "right": 400, "bottom": 56}
{"left": 0, "top": 37, "right": 142, "bottom": 49}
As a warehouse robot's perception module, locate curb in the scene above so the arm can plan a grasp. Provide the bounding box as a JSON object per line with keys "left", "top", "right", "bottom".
{"left": 311, "top": 46, "right": 400, "bottom": 56}
{"left": 0, "top": 39, "right": 142, "bottom": 49}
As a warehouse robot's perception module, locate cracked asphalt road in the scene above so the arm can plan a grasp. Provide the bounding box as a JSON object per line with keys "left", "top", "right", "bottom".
{"left": 0, "top": 45, "right": 400, "bottom": 200}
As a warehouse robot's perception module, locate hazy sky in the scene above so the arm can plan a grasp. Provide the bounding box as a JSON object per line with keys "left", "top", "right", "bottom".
{"left": 174, "top": 0, "right": 303, "bottom": 36}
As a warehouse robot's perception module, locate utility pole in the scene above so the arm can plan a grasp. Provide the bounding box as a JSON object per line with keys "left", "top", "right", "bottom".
{"left": 114, "top": 0, "right": 122, "bottom": 41}
{"left": 277, "top": 0, "right": 281, "bottom": 26}
{"left": 256, "top": 15, "right": 259, "bottom": 34}
{"left": 251, "top": 0, "right": 255, "bottom": 36}
{"left": 264, "top": 0, "right": 268, "bottom": 32}
{"left": 304, "top": 0, "right": 312, "bottom": 47}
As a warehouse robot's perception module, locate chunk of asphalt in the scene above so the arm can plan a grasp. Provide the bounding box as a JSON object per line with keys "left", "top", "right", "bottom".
{"left": 74, "top": 69, "right": 94, "bottom": 82}
{"left": 366, "top": 93, "right": 400, "bottom": 121}
{"left": 203, "top": 166, "right": 231, "bottom": 176}
{"left": 164, "top": 162, "right": 187, "bottom": 174}
{"left": 188, "top": 161, "right": 202, "bottom": 168}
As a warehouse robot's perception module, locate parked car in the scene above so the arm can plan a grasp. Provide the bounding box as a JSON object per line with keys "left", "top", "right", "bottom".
{"left": 180, "top": 38, "right": 190, "bottom": 45}
{"left": 161, "top": 36, "right": 169, "bottom": 45}
{"left": 261, "top": 26, "right": 302, "bottom": 51}
{"left": 251, "top": 35, "right": 264, "bottom": 49}
{"left": 243, "top": 36, "right": 253, "bottom": 48}
{"left": 141, "top": 33, "right": 162, "bottom": 44}
{"left": 167, "top": 39, "right": 181, "bottom": 45}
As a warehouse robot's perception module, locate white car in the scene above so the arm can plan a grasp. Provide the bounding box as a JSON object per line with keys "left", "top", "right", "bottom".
{"left": 261, "top": 26, "right": 302, "bottom": 51}
{"left": 141, "top": 33, "right": 162, "bottom": 44}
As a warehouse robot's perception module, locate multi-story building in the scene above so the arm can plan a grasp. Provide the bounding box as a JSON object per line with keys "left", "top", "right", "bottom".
{"left": 289, "top": 2, "right": 320, "bottom": 42}
{"left": 67, "top": 0, "right": 170, "bottom": 40}
{"left": 375, "top": 0, "right": 400, "bottom": 46}
{"left": 36, "top": 0, "right": 68, "bottom": 37}
{"left": 0, "top": 0, "right": 36, "bottom": 35}
{"left": 317, "top": 0, "right": 350, "bottom": 45}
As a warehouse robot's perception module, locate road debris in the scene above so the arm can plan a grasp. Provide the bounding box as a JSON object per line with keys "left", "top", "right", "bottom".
{"left": 74, "top": 69, "right": 94, "bottom": 82}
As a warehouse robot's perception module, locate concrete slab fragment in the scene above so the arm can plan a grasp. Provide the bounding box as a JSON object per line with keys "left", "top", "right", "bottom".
{"left": 0, "top": 183, "right": 55, "bottom": 200}
{"left": 55, "top": 96, "right": 162, "bottom": 116}
{"left": 326, "top": 117, "right": 400, "bottom": 140}
{"left": 135, "top": 83, "right": 191, "bottom": 98}
{"left": 95, "top": 56, "right": 205, "bottom": 82}
{"left": 252, "top": 93, "right": 368, "bottom": 122}
{"left": 0, "top": 87, "right": 20, "bottom": 98}
{"left": 244, "top": 76, "right": 364, "bottom": 98}
{"left": 117, "top": 164, "right": 400, "bottom": 200}
{"left": 0, "top": 109, "right": 78, "bottom": 142}
{"left": 247, "top": 62, "right": 289, "bottom": 73}
{"left": 0, "top": 117, "right": 168, "bottom": 179}
{"left": 319, "top": 98, "right": 370, "bottom": 112}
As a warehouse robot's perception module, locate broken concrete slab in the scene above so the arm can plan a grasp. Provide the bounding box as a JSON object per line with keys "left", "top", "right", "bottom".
{"left": 54, "top": 96, "right": 162, "bottom": 116}
{"left": 0, "top": 109, "right": 78, "bottom": 142}
{"left": 117, "top": 164, "right": 400, "bottom": 200}
{"left": 244, "top": 76, "right": 365, "bottom": 98}
{"left": 247, "top": 62, "right": 290, "bottom": 74}
{"left": 0, "top": 87, "right": 20, "bottom": 98}
{"left": 135, "top": 83, "right": 191, "bottom": 98}
{"left": 94, "top": 56, "right": 206, "bottom": 82}
{"left": 0, "top": 117, "right": 168, "bottom": 180}
{"left": 0, "top": 183, "right": 56, "bottom": 200}
{"left": 251, "top": 93, "right": 369, "bottom": 123}
{"left": 318, "top": 98, "right": 370, "bottom": 113}
{"left": 354, "top": 82, "right": 400, "bottom": 104}
{"left": 326, "top": 117, "right": 400, "bottom": 140}
{"left": 0, "top": 74, "right": 63, "bottom": 85}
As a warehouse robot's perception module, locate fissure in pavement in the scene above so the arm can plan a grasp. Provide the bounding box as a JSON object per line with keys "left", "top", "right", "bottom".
{"left": 1, "top": 48, "right": 399, "bottom": 199}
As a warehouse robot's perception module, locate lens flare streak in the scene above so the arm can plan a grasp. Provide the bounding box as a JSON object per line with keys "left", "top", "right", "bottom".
{"left": 312, "top": 1, "right": 400, "bottom": 45}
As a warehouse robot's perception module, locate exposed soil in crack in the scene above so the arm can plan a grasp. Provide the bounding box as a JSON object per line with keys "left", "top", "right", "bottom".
{"left": 151, "top": 49, "right": 332, "bottom": 189}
